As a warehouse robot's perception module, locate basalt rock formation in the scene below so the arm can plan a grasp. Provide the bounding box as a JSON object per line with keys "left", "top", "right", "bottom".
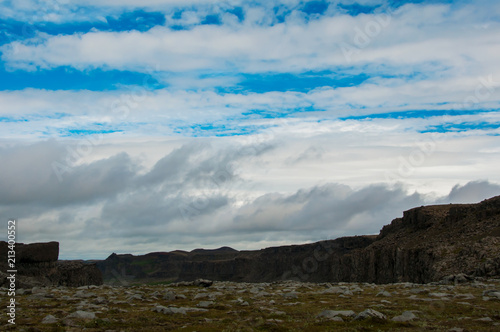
{"left": 0, "top": 241, "right": 102, "bottom": 288}
{"left": 97, "top": 195, "right": 500, "bottom": 284}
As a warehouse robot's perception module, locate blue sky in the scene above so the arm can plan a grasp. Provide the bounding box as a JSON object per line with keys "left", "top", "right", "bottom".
{"left": 1, "top": 0, "right": 500, "bottom": 258}
{"left": 1, "top": 0, "right": 499, "bottom": 138}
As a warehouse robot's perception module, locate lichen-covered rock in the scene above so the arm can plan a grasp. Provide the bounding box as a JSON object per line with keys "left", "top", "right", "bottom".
{"left": 354, "top": 309, "right": 387, "bottom": 321}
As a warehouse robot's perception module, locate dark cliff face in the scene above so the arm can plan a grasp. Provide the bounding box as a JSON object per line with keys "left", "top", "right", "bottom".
{"left": 96, "top": 237, "right": 378, "bottom": 284}
{"left": 353, "top": 195, "right": 500, "bottom": 283}
{"left": 97, "top": 195, "right": 500, "bottom": 284}
{"left": 0, "top": 241, "right": 103, "bottom": 288}
{"left": 0, "top": 241, "right": 59, "bottom": 263}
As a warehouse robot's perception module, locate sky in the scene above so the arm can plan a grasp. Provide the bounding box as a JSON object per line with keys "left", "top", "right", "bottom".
{"left": 1, "top": 0, "right": 500, "bottom": 260}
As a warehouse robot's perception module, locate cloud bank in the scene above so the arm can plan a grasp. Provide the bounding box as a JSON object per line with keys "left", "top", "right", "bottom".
{"left": 1, "top": 139, "right": 499, "bottom": 259}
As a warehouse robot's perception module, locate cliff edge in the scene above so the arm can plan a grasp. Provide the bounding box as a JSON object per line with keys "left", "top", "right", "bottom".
{"left": 97, "top": 195, "right": 500, "bottom": 284}
{"left": 0, "top": 241, "right": 103, "bottom": 288}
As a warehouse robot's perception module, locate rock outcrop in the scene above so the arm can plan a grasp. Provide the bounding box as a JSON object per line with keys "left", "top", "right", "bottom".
{"left": 0, "top": 241, "right": 103, "bottom": 288}
{"left": 97, "top": 195, "right": 500, "bottom": 284}
{"left": 52, "top": 260, "right": 104, "bottom": 287}
{"left": 15, "top": 241, "right": 59, "bottom": 263}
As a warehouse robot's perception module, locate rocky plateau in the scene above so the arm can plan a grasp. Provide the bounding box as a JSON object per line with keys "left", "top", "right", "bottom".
{"left": 97, "top": 195, "right": 500, "bottom": 285}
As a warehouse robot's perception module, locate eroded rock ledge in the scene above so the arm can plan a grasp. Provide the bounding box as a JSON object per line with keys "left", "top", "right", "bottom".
{"left": 0, "top": 241, "right": 102, "bottom": 288}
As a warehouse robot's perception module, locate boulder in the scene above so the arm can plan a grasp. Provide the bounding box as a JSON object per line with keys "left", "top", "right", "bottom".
{"left": 66, "top": 310, "right": 96, "bottom": 320}
{"left": 376, "top": 290, "right": 391, "bottom": 297}
{"left": 194, "top": 279, "right": 213, "bottom": 287}
{"left": 482, "top": 289, "right": 500, "bottom": 299}
{"left": 317, "top": 310, "right": 356, "bottom": 319}
{"left": 354, "top": 309, "right": 387, "bottom": 321}
{"left": 152, "top": 305, "right": 186, "bottom": 315}
{"left": 197, "top": 301, "right": 214, "bottom": 308}
{"left": 163, "top": 290, "right": 176, "bottom": 301}
{"left": 41, "top": 314, "right": 59, "bottom": 324}
{"left": 392, "top": 311, "right": 417, "bottom": 322}
{"left": 283, "top": 291, "right": 299, "bottom": 299}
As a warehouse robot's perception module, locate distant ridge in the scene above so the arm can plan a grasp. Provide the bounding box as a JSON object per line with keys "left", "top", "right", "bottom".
{"left": 191, "top": 246, "right": 238, "bottom": 253}
{"left": 96, "top": 196, "right": 500, "bottom": 284}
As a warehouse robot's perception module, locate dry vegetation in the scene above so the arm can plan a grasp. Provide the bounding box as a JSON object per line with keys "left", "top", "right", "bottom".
{"left": 2, "top": 279, "right": 500, "bottom": 331}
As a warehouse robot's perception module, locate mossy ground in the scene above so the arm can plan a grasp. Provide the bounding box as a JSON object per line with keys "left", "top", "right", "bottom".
{"left": 2, "top": 280, "right": 499, "bottom": 331}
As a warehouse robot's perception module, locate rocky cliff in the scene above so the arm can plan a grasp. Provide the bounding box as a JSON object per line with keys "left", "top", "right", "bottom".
{"left": 0, "top": 241, "right": 103, "bottom": 288}
{"left": 97, "top": 196, "right": 500, "bottom": 284}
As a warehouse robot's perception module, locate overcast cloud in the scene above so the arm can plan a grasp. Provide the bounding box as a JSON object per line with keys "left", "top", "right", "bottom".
{"left": 1, "top": 138, "right": 499, "bottom": 259}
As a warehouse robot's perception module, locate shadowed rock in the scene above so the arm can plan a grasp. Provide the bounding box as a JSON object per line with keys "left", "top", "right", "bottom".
{"left": 53, "top": 260, "right": 103, "bottom": 287}
{"left": 0, "top": 241, "right": 102, "bottom": 288}
{"left": 97, "top": 195, "right": 500, "bottom": 284}
{"left": 0, "top": 241, "right": 59, "bottom": 263}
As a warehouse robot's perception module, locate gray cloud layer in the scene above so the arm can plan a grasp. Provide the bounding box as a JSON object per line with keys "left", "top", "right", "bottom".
{"left": 1, "top": 140, "right": 499, "bottom": 259}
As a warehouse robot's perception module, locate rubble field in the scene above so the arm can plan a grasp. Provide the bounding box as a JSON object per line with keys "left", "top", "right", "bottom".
{"left": 2, "top": 278, "right": 500, "bottom": 331}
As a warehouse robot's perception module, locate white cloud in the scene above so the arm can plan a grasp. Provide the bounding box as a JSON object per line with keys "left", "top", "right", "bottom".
{"left": 81, "top": 0, "right": 245, "bottom": 7}
{"left": 1, "top": 76, "right": 499, "bottom": 142}
{"left": 2, "top": 3, "right": 499, "bottom": 77}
